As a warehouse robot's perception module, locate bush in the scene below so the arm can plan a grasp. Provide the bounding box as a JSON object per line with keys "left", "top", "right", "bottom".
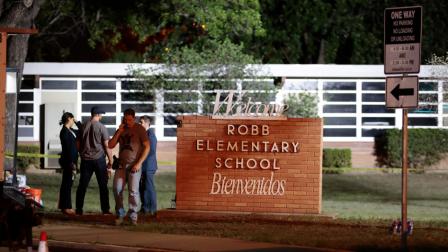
{"left": 374, "top": 129, "right": 448, "bottom": 172}
{"left": 17, "top": 144, "right": 40, "bottom": 172}
{"left": 323, "top": 148, "right": 352, "bottom": 174}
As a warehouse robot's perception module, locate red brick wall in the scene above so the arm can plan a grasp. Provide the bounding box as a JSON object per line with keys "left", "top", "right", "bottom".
{"left": 176, "top": 116, "right": 323, "bottom": 214}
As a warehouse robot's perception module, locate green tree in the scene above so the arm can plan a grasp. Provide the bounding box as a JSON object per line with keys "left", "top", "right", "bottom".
{"left": 283, "top": 92, "right": 319, "bottom": 118}
{"left": 1, "top": 0, "right": 43, "bottom": 177}
{"left": 255, "top": 0, "right": 448, "bottom": 64}
{"left": 27, "top": 0, "right": 265, "bottom": 62}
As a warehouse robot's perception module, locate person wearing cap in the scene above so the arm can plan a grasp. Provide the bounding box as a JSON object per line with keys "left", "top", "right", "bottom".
{"left": 108, "top": 108, "right": 149, "bottom": 225}
{"left": 75, "top": 106, "right": 113, "bottom": 215}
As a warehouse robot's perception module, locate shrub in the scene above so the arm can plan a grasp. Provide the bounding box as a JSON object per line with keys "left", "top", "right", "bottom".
{"left": 17, "top": 144, "right": 40, "bottom": 172}
{"left": 374, "top": 128, "right": 448, "bottom": 172}
{"left": 323, "top": 148, "right": 352, "bottom": 174}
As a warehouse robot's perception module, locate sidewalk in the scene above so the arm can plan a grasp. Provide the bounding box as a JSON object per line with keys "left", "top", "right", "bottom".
{"left": 32, "top": 223, "right": 341, "bottom": 252}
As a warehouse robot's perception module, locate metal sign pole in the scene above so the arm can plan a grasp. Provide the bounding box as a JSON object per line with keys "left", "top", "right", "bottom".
{"left": 401, "top": 108, "right": 408, "bottom": 249}
{"left": 0, "top": 32, "right": 6, "bottom": 182}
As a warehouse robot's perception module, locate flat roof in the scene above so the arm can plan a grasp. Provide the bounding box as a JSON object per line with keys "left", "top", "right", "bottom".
{"left": 22, "top": 63, "right": 447, "bottom": 78}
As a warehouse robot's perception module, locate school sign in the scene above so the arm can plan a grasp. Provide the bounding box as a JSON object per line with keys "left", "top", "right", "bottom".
{"left": 176, "top": 92, "right": 323, "bottom": 214}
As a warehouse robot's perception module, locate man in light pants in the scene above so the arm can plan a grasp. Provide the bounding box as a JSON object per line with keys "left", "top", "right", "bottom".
{"left": 109, "top": 108, "right": 149, "bottom": 225}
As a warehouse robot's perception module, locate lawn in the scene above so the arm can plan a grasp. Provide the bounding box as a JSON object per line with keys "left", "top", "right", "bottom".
{"left": 323, "top": 173, "right": 448, "bottom": 221}
{"left": 27, "top": 171, "right": 448, "bottom": 251}
{"left": 27, "top": 171, "right": 448, "bottom": 222}
{"left": 26, "top": 171, "right": 176, "bottom": 213}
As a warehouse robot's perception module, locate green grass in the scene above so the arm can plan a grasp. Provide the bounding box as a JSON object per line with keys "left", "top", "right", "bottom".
{"left": 27, "top": 172, "right": 448, "bottom": 222}
{"left": 27, "top": 171, "right": 176, "bottom": 213}
{"left": 28, "top": 172, "right": 448, "bottom": 250}
{"left": 323, "top": 173, "right": 448, "bottom": 221}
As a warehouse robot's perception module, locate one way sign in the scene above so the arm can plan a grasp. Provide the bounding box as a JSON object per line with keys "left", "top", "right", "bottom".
{"left": 386, "top": 76, "right": 419, "bottom": 108}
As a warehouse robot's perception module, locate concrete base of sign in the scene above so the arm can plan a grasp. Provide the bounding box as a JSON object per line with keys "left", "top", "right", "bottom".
{"left": 158, "top": 209, "right": 336, "bottom": 222}
{"left": 42, "top": 209, "right": 336, "bottom": 225}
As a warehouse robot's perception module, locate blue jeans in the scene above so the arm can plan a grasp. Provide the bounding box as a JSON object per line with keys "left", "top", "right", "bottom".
{"left": 140, "top": 173, "right": 157, "bottom": 214}
{"left": 113, "top": 165, "right": 142, "bottom": 221}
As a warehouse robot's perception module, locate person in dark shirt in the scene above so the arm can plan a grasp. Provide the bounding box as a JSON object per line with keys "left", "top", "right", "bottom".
{"left": 138, "top": 115, "right": 158, "bottom": 216}
{"left": 75, "top": 106, "right": 113, "bottom": 215}
{"left": 58, "top": 112, "right": 79, "bottom": 215}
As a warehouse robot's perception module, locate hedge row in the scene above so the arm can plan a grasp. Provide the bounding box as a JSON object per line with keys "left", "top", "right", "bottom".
{"left": 322, "top": 148, "right": 352, "bottom": 174}
{"left": 17, "top": 144, "right": 40, "bottom": 172}
{"left": 374, "top": 128, "right": 448, "bottom": 172}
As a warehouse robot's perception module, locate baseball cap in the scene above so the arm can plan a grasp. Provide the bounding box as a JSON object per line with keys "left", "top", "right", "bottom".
{"left": 91, "top": 106, "right": 106, "bottom": 116}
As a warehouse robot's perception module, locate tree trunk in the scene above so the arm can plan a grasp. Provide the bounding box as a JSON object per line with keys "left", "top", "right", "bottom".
{"left": 0, "top": 0, "right": 43, "bottom": 177}
{"left": 317, "top": 39, "right": 326, "bottom": 64}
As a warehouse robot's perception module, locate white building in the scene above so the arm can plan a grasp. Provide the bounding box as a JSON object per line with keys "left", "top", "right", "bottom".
{"left": 19, "top": 63, "right": 448, "bottom": 167}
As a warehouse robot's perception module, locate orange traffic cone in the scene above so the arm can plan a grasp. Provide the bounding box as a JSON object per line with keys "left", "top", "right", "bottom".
{"left": 38, "top": 231, "right": 49, "bottom": 252}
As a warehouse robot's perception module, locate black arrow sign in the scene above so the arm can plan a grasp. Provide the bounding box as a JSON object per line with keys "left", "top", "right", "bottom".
{"left": 391, "top": 84, "right": 414, "bottom": 101}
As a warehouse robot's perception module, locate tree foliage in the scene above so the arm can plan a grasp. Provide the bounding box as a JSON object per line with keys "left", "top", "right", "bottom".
{"left": 283, "top": 92, "right": 319, "bottom": 118}
{"left": 25, "top": 0, "right": 448, "bottom": 64}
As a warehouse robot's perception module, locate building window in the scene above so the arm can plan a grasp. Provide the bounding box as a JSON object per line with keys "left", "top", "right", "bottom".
{"left": 121, "top": 92, "right": 155, "bottom": 101}
{"left": 323, "top": 82, "right": 356, "bottom": 90}
{"left": 82, "top": 80, "right": 116, "bottom": 90}
{"left": 164, "top": 116, "right": 177, "bottom": 125}
{"left": 82, "top": 104, "right": 116, "bottom": 113}
{"left": 324, "top": 117, "right": 356, "bottom": 125}
{"left": 362, "top": 82, "right": 385, "bottom": 91}
{"left": 121, "top": 104, "right": 155, "bottom": 113}
{"left": 419, "top": 82, "right": 437, "bottom": 91}
{"left": 18, "top": 128, "right": 33, "bottom": 137}
{"left": 19, "top": 116, "right": 34, "bottom": 125}
{"left": 409, "top": 105, "right": 437, "bottom": 114}
{"left": 362, "top": 94, "right": 385, "bottom": 102}
{"left": 323, "top": 105, "right": 356, "bottom": 113}
{"left": 362, "top": 117, "right": 395, "bottom": 126}
{"left": 82, "top": 92, "right": 116, "bottom": 101}
{"left": 19, "top": 92, "right": 33, "bottom": 101}
{"left": 408, "top": 117, "right": 438, "bottom": 126}
{"left": 18, "top": 104, "right": 33, "bottom": 113}
{"left": 323, "top": 93, "right": 356, "bottom": 102}
{"left": 283, "top": 80, "right": 317, "bottom": 90}
{"left": 81, "top": 116, "right": 116, "bottom": 125}
{"left": 42, "top": 80, "right": 77, "bottom": 89}
{"left": 164, "top": 128, "right": 177, "bottom": 137}
{"left": 362, "top": 129, "right": 386, "bottom": 137}
{"left": 362, "top": 105, "right": 394, "bottom": 113}
{"left": 324, "top": 128, "right": 356, "bottom": 137}
{"left": 164, "top": 104, "right": 197, "bottom": 113}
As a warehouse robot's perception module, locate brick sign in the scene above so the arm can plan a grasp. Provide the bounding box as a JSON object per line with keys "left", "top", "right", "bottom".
{"left": 176, "top": 116, "right": 322, "bottom": 214}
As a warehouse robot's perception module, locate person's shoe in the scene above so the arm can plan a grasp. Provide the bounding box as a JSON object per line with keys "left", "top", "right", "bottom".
{"left": 75, "top": 209, "right": 83, "bottom": 216}
{"left": 114, "top": 217, "right": 124, "bottom": 226}
{"left": 61, "top": 209, "right": 75, "bottom": 216}
{"left": 130, "top": 219, "right": 138, "bottom": 226}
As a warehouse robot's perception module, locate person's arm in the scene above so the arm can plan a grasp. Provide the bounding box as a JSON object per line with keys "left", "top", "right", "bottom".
{"left": 108, "top": 124, "right": 125, "bottom": 149}
{"left": 103, "top": 139, "right": 113, "bottom": 168}
{"left": 131, "top": 139, "right": 149, "bottom": 173}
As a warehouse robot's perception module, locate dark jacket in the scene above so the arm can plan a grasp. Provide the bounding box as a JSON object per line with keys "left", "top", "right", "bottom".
{"left": 142, "top": 129, "right": 158, "bottom": 173}
{"left": 59, "top": 126, "right": 78, "bottom": 167}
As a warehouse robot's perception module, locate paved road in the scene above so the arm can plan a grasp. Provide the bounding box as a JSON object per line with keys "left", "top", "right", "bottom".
{"left": 29, "top": 223, "right": 343, "bottom": 252}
